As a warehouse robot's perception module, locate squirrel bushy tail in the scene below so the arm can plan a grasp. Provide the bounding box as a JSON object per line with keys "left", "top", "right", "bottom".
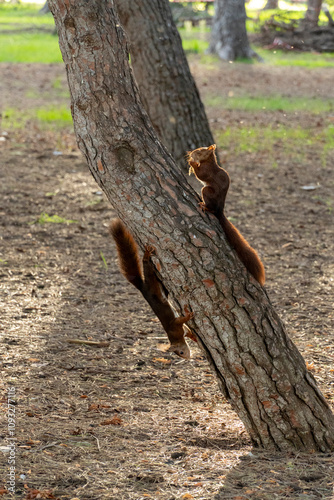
{"left": 109, "top": 219, "right": 144, "bottom": 291}
{"left": 220, "top": 215, "right": 265, "bottom": 286}
{"left": 109, "top": 219, "right": 194, "bottom": 359}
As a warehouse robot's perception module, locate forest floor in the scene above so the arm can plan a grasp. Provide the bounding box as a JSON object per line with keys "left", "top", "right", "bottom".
{"left": 0, "top": 60, "right": 334, "bottom": 500}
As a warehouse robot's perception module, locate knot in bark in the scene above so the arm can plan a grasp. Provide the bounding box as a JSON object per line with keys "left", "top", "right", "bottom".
{"left": 113, "top": 144, "right": 135, "bottom": 174}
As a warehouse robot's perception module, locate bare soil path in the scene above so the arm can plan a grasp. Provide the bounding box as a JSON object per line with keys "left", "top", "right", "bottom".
{"left": 0, "top": 61, "right": 333, "bottom": 499}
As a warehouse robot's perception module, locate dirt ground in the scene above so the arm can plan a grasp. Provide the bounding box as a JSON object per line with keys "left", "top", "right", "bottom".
{"left": 0, "top": 60, "right": 334, "bottom": 500}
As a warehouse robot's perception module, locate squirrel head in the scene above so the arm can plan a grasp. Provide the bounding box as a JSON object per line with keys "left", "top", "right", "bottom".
{"left": 188, "top": 144, "right": 217, "bottom": 166}
{"left": 168, "top": 341, "right": 191, "bottom": 360}
{"left": 187, "top": 144, "right": 221, "bottom": 183}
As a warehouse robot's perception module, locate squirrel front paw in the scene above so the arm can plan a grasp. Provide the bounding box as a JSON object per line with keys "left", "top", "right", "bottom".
{"left": 199, "top": 201, "right": 215, "bottom": 214}
{"left": 199, "top": 201, "right": 209, "bottom": 212}
{"left": 184, "top": 305, "right": 194, "bottom": 321}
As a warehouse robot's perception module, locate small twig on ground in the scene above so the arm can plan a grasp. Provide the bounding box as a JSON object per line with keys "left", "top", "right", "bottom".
{"left": 66, "top": 339, "right": 110, "bottom": 347}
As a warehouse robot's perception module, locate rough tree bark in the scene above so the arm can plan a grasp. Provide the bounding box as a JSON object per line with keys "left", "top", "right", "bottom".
{"left": 114, "top": 0, "right": 215, "bottom": 168}
{"left": 48, "top": 0, "right": 334, "bottom": 452}
{"left": 208, "top": 0, "right": 261, "bottom": 61}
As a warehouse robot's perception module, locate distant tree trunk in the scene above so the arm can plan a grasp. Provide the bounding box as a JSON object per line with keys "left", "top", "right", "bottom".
{"left": 208, "top": 0, "right": 260, "bottom": 61}
{"left": 49, "top": 0, "right": 334, "bottom": 452}
{"left": 263, "top": 0, "right": 279, "bottom": 10}
{"left": 323, "top": 4, "right": 334, "bottom": 26}
{"left": 302, "top": 0, "right": 322, "bottom": 27}
{"left": 115, "top": 0, "right": 215, "bottom": 167}
{"left": 39, "top": 1, "right": 50, "bottom": 14}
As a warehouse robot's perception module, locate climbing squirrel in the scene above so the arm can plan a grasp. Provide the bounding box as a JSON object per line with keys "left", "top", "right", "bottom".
{"left": 188, "top": 144, "right": 265, "bottom": 286}
{"left": 110, "top": 219, "right": 195, "bottom": 359}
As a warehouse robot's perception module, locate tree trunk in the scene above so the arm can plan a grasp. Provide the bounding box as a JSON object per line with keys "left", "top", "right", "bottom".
{"left": 114, "top": 0, "right": 215, "bottom": 168}
{"left": 302, "top": 0, "right": 322, "bottom": 28}
{"left": 208, "top": 0, "right": 261, "bottom": 61}
{"left": 48, "top": 0, "right": 334, "bottom": 452}
{"left": 263, "top": 0, "right": 279, "bottom": 10}
{"left": 39, "top": 1, "right": 50, "bottom": 14}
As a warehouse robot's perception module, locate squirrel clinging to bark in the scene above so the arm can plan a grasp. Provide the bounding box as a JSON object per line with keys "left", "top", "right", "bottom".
{"left": 188, "top": 144, "right": 265, "bottom": 286}
{"left": 110, "top": 219, "right": 194, "bottom": 359}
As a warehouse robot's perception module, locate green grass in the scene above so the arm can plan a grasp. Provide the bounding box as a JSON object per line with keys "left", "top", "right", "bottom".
{"left": 3, "top": 105, "right": 72, "bottom": 130}
{"left": 0, "top": 4, "right": 61, "bottom": 63}
{"left": 179, "top": 24, "right": 210, "bottom": 54}
{"left": 0, "top": 32, "right": 62, "bottom": 63}
{"left": 0, "top": 3, "right": 54, "bottom": 24}
{"left": 194, "top": 48, "right": 334, "bottom": 67}
{"left": 52, "top": 76, "right": 62, "bottom": 89}
{"left": 256, "top": 48, "right": 334, "bottom": 68}
{"left": 100, "top": 251, "right": 108, "bottom": 270}
{"left": 182, "top": 36, "right": 209, "bottom": 54}
{"left": 215, "top": 124, "right": 334, "bottom": 166}
{"left": 35, "top": 106, "right": 72, "bottom": 123}
{"left": 32, "top": 213, "right": 77, "bottom": 225}
{"left": 1, "top": 3, "right": 334, "bottom": 66}
{"left": 205, "top": 95, "right": 334, "bottom": 113}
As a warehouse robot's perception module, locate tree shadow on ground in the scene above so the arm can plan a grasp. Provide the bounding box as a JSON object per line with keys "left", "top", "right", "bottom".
{"left": 215, "top": 449, "right": 334, "bottom": 499}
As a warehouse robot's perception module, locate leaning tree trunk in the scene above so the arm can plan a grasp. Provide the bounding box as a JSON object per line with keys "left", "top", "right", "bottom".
{"left": 49, "top": 0, "right": 334, "bottom": 452}
{"left": 208, "top": 0, "right": 260, "bottom": 61}
{"left": 114, "top": 0, "right": 215, "bottom": 168}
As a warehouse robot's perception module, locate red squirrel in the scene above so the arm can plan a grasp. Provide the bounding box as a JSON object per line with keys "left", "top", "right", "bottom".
{"left": 188, "top": 144, "right": 265, "bottom": 286}
{"left": 110, "top": 219, "right": 195, "bottom": 359}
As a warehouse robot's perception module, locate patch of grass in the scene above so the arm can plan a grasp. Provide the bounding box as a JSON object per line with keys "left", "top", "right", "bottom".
{"left": 3, "top": 106, "right": 72, "bottom": 130}
{"left": 256, "top": 48, "right": 334, "bottom": 68}
{"left": 2, "top": 107, "right": 27, "bottom": 129}
{"left": 181, "top": 36, "right": 209, "bottom": 54}
{"left": 178, "top": 23, "right": 210, "bottom": 53}
{"left": 32, "top": 213, "right": 77, "bottom": 225}
{"left": 52, "top": 77, "right": 62, "bottom": 89}
{"left": 0, "top": 32, "right": 62, "bottom": 63}
{"left": 100, "top": 251, "right": 108, "bottom": 270}
{"left": 0, "top": 3, "right": 54, "bottom": 24}
{"left": 215, "top": 124, "right": 334, "bottom": 166}
{"left": 36, "top": 106, "right": 72, "bottom": 124}
{"left": 205, "top": 95, "right": 334, "bottom": 113}
{"left": 0, "top": 4, "right": 61, "bottom": 63}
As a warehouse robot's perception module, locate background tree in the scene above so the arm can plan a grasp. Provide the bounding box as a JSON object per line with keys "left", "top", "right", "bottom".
{"left": 263, "top": 0, "right": 279, "bottom": 10}
{"left": 302, "top": 0, "right": 323, "bottom": 27}
{"left": 115, "top": 0, "right": 215, "bottom": 167}
{"left": 39, "top": 1, "right": 50, "bottom": 14}
{"left": 208, "top": 0, "right": 261, "bottom": 61}
{"left": 49, "top": 0, "right": 334, "bottom": 452}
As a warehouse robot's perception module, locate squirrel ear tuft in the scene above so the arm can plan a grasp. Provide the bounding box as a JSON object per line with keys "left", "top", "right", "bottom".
{"left": 208, "top": 144, "right": 216, "bottom": 151}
